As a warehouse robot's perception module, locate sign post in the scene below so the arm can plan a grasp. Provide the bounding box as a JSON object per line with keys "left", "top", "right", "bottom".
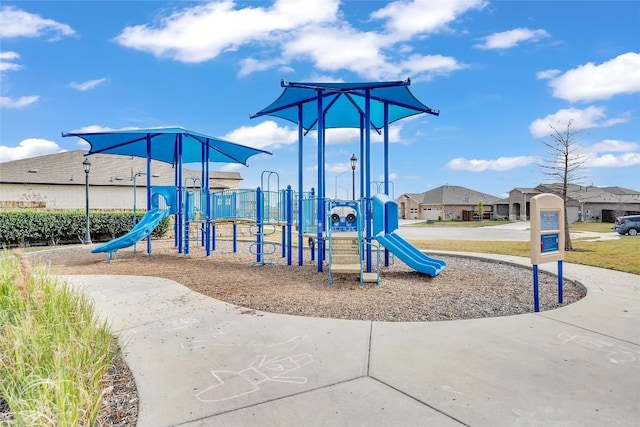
{"left": 530, "top": 194, "right": 565, "bottom": 312}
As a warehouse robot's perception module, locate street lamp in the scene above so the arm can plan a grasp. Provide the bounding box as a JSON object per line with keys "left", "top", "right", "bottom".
{"left": 82, "top": 158, "right": 92, "bottom": 244}
{"left": 350, "top": 154, "right": 357, "bottom": 200}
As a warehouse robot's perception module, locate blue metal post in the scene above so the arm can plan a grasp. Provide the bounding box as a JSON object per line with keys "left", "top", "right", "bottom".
{"left": 146, "top": 134, "right": 152, "bottom": 255}
{"left": 256, "top": 187, "right": 263, "bottom": 264}
{"left": 310, "top": 187, "right": 315, "bottom": 262}
{"left": 558, "top": 260, "right": 564, "bottom": 304}
{"left": 298, "top": 105, "right": 304, "bottom": 266}
{"left": 383, "top": 102, "right": 390, "bottom": 267}
{"left": 359, "top": 115, "right": 364, "bottom": 201}
{"left": 316, "top": 90, "right": 324, "bottom": 273}
{"left": 233, "top": 223, "right": 238, "bottom": 253}
{"left": 177, "top": 134, "right": 184, "bottom": 254}
{"left": 286, "top": 185, "right": 293, "bottom": 266}
{"left": 281, "top": 189, "right": 286, "bottom": 258}
{"left": 533, "top": 264, "right": 540, "bottom": 312}
{"left": 184, "top": 191, "right": 190, "bottom": 255}
{"left": 204, "top": 138, "right": 211, "bottom": 256}
{"left": 365, "top": 89, "right": 372, "bottom": 273}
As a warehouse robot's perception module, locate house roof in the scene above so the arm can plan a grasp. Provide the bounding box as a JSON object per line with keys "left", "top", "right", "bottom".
{"left": 0, "top": 151, "right": 242, "bottom": 188}
{"left": 512, "top": 187, "right": 541, "bottom": 194}
{"left": 600, "top": 186, "right": 640, "bottom": 196}
{"left": 533, "top": 183, "right": 640, "bottom": 205}
{"left": 404, "top": 185, "right": 501, "bottom": 205}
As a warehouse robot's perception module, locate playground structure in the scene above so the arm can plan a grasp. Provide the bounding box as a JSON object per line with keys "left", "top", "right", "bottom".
{"left": 90, "top": 178, "right": 445, "bottom": 284}
{"left": 65, "top": 79, "right": 447, "bottom": 283}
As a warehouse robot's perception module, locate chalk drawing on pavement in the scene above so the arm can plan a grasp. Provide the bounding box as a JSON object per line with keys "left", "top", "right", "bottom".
{"left": 196, "top": 353, "right": 314, "bottom": 402}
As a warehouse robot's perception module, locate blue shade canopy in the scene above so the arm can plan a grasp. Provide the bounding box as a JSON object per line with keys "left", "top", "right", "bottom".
{"left": 62, "top": 127, "right": 271, "bottom": 165}
{"left": 250, "top": 80, "right": 439, "bottom": 131}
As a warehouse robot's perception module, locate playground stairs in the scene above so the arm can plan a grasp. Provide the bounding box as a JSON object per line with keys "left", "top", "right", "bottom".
{"left": 329, "top": 236, "right": 379, "bottom": 284}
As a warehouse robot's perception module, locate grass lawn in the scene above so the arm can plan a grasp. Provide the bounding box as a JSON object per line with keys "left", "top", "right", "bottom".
{"left": 404, "top": 220, "right": 513, "bottom": 228}
{"left": 569, "top": 221, "right": 616, "bottom": 233}
{"left": 411, "top": 236, "right": 639, "bottom": 275}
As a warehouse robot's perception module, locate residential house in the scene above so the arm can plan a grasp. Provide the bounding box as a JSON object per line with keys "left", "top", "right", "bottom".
{"left": 0, "top": 151, "right": 243, "bottom": 210}
{"left": 396, "top": 185, "right": 501, "bottom": 220}
{"left": 503, "top": 184, "right": 640, "bottom": 222}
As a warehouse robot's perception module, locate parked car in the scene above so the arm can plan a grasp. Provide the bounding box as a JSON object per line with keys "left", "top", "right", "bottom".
{"left": 614, "top": 215, "right": 640, "bottom": 236}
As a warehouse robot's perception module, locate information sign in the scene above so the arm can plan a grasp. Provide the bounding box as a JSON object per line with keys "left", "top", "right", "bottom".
{"left": 541, "top": 233, "right": 559, "bottom": 253}
{"left": 540, "top": 211, "right": 559, "bottom": 231}
{"left": 530, "top": 193, "right": 565, "bottom": 313}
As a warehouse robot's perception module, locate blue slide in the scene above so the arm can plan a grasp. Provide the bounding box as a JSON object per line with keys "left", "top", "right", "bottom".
{"left": 92, "top": 186, "right": 176, "bottom": 259}
{"left": 372, "top": 195, "right": 446, "bottom": 277}
{"left": 92, "top": 208, "right": 169, "bottom": 256}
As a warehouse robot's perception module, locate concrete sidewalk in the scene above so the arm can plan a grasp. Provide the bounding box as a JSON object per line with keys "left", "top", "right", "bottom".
{"left": 63, "top": 254, "right": 640, "bottom": 427}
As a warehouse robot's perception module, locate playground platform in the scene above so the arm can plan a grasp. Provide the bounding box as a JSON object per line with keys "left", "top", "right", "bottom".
{"left": 62, "top": 253, "right": 639, "bottom": 427}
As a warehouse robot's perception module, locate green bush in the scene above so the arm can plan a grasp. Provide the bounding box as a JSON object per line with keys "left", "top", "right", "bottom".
{"left": 0, "top": 210, "right": 172, "bottom": 248}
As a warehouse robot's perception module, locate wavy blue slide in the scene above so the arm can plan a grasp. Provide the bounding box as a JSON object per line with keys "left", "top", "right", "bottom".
{"left": 373, "top": 194, "right": 446, "bottom": 277}
{"left": 92, "top": 208, "right": 169, "bottom": 257}
{"left": 376, "top": 232, "right": 446, "bottom": 277}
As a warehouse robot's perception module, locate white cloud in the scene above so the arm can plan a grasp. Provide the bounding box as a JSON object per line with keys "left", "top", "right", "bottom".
{"left": 0, "top": 6, "right": 75, "bottom": 40}
{"left": 589, "top": 139, "right": 638, "bottom": 153}
{"left": 0, "top": 50, "right": 21, "bottom": 71}
{"left": 536, "top": 69, "right": 560, "bottom": 80}
{"left": 283, "top": 26, "right": 396, "bottom": 79}
{"left": 575, "top": 139, "right": 640, "bottom": 168}
{"left": 280, "top": 24, "right": 467, "bottom": 80}
{"left": 0, "top": 95, "right": 39, "bottom": 108}
{"left": 582, "top": 152, "right": 640, "bottom": 168}
{"left": 529, "top": 106, "right": 629, "bottom": 138}
{"left": 474, "top": 27, "right": 550, "bottom": 50}
{"left": 69, "top": 78, "right": 108, "bottom": 91}
{"left": 446, "top": 155, "right": 540, "bottom": 172}
{"left": 114, "top": 0, "right": 474, "bottom": 81}
{"left": 0, "top": 138, "right": 65, "bottom": 163}
{"left": 0, "top": 51, "right": 19, "bottom": 60}
{"left": 114, "top": 0, "right": 339, "bottom": 63}
{"left": 547, "top": 52, "right": 640, "bottom": 102}
{"left": 222, "top": 120, "right": 298, "bottom": 150}
{"left": 372, "top": 0, "right": 486, "bottom": 39}
{"left": 398, "top": 54, "right": 467, "bottom": 80}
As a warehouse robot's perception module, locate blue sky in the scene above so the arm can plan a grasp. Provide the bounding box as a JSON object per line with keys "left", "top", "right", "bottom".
{"left": 1, "top": 0, "right": 639, "bottom": 199}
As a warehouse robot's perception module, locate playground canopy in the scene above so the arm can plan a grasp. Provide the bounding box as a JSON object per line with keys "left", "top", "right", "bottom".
{"left": 250, "top": 80, "right": 439, "bottom": 131}
{"left": 62, "top": 126, "right": 271, "bottom": 257}
{"left": 62, "top": 126, "right": 270, "bottom": 165}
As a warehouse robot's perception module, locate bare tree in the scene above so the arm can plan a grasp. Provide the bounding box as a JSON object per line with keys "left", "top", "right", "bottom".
{"left": 539, "top": 119, "right": 586, "bottom": 251}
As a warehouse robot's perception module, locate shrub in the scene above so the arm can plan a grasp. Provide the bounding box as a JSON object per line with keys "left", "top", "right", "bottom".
{"left": 0, "top": 211, "right": 172, "bottom": 248}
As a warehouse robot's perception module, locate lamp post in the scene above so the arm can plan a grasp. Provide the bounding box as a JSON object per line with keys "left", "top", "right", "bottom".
{"left": 350, "top": 154, "right": 357, "bottom": 200}
{"left": 82, "top": 158, "right": 92, "bottom": 245}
